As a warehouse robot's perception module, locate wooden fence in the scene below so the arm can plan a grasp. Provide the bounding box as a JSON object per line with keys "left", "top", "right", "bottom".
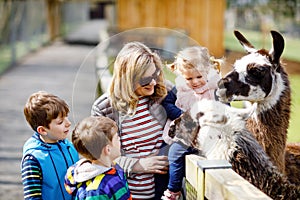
{"left": 116, "top": 0, "right": 225, "bottom": 57}
{"left": 185, "top": 155, "right": 272, "bottom": 200}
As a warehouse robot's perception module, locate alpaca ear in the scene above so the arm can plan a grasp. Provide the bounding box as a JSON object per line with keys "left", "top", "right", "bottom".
{"left": 234, "top": 30, "right": 257, "bottom": 53}
{"left": 269, "top": 30, "right": 284, "bottom": 65}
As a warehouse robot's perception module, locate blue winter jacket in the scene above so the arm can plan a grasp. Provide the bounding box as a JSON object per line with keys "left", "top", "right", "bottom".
{"left": 161, "top": 87, "right": 183, "bottom": 120}
{"left": 22, "top": 132, "right": 79, "bottom": 200}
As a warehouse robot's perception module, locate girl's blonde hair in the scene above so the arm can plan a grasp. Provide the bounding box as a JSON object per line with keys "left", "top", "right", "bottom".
{"left": 168, "top": 46, "right": 222, "bottom": 77}
{"left": 109, "top": 41, "right": 167, "bottom": 115}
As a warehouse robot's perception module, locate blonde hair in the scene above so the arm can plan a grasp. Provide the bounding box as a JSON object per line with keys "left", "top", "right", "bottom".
{"left": 72, "top": 116, "right": 118, "bottom": 160}
{"left": 168, "top": 46, "right": 222, "bottom": 78}
{"left": 109, "top": 41, "right": 167, "bottom": 115}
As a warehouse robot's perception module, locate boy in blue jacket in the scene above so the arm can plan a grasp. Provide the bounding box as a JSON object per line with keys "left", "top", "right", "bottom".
{"left": 21, "top": 91, "right": 79, "bottom": 200}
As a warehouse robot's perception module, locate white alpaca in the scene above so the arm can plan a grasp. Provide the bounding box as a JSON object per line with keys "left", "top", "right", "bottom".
{"left": 169, "top": 99, "right": 300, "bottom": 200}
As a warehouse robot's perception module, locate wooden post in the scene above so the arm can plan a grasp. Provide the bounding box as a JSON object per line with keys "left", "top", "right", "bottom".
{"left": 197, "top": 159, "right": 232, "bottom": 200}
{"left": 185, "top": 155, "right": 272, "bottom": 200}
{"left": 185, "top": 155, "right": 205, "bottom": 199}
{"left": 46, "top": 0, "right": 61, "bottom": 41}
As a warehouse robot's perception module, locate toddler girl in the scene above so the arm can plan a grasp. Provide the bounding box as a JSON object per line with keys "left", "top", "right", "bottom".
{"left": 161, "top": 46, "right": 222, "bottom": 200}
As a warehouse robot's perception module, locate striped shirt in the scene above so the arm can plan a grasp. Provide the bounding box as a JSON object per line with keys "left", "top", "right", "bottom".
{"left": 121, "top": 97, "right": 164, "bottom": 199}
{"left": 21, "top": 155, "right": 43, "bottom": 199}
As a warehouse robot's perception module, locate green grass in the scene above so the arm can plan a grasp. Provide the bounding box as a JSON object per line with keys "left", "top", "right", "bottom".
{"left": 0, "top": 34, "right": 48, "bottom": 74}
{"left": 288, "top": 75, "right": 300, "bottom": 142}
{"left": 0, "top": 47, "right": 11, "bottom": 74}
{"left": 224, "top": 29, "right": 300, "bottom": 62}
{"left": 163, "top": 66, "right": 176, "bottom": 83}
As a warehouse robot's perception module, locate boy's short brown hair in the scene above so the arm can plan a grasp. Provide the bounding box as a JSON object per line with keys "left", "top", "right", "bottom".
{"left": 72, "top": 116, "right": 118, "bottom": 160}
{"left": 24, "top": 91, "right": 69, "bottom": 131}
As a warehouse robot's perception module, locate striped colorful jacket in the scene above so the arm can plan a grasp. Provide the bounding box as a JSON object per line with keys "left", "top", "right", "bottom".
{"left": 64, "top": 159, "right": 132, "bottom": 200}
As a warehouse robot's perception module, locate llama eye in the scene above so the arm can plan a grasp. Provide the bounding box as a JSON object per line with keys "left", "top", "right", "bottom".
{"left": 197, "top": 112, "right": 204, "bottom": 118}
{"left": 249, "top": 66, "right": 266, "bottom": 79}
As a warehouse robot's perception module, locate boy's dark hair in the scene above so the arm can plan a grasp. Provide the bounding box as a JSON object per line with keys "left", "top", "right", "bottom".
{"left": 72, "top": 116, "right": 118, "bottom": 160}
{"left": 24, "top": 91, "right": 69, "bottom": 131}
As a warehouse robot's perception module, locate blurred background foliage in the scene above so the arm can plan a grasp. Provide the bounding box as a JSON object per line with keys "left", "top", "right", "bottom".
{"left": 226, "top": 0, "right": 300, "bottom": 37}
{"left": 225, "top": 0, "right": 300, "bottom": 63}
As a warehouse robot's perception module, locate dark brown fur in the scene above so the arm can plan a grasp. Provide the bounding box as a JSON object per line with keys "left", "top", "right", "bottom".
{"left": 246, "top": 66, "right": 290, "bottom": 173}
{"left": 231, "top": 130, "right": 300, "bottom": 200}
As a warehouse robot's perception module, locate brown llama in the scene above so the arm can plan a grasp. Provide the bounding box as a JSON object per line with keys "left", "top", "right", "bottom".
{"left": 216, "top": 30, "right": 300, "bottom": 184}
{"left": 169, "top": 99, "right": 300, "bottom": 200}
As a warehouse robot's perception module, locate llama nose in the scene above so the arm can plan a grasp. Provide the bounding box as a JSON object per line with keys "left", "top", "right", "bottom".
{"left": 218, "top": 78, "right": 227, "bottom": 89}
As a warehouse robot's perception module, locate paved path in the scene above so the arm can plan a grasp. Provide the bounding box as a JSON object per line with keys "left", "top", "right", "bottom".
{"left": 0, "top": 42, "right": 99, "bottom": 199}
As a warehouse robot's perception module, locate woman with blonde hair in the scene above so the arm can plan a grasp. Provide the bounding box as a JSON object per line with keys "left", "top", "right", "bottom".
{"left": 91, "top": 41, "right": 169, "bottom": 200}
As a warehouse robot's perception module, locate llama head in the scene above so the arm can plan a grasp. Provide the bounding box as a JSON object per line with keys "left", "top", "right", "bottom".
{"left": 216, "top": 30, "right": 286, "bottom": 110}
{"left": 170, "top": 99, "right": 256, "bottom": 158}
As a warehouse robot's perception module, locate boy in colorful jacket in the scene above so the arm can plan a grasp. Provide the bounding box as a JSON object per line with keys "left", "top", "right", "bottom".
{"left": 64, "top": 116, "right": 132, "bottom": 200}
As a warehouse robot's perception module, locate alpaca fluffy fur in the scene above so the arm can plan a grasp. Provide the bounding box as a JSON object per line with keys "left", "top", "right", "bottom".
{"left": 170, "top": 99, "right": 300, "bottom": 200}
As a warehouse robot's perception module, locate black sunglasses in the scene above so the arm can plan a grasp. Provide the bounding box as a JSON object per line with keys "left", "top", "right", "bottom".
{"left": 139, "top": 68, "right": 161, "bottom": 87}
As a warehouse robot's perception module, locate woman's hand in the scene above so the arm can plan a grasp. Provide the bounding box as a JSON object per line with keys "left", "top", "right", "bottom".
{"left": 133, "top": 155, "right": 169, "bottom": 174}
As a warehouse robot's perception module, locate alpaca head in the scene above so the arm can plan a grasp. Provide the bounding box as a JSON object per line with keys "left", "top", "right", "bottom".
{"left": 217, "top": 30, "right": 286, "bottom": 111}
{"left": 170, "top": 99, "right": 256, "bottom": 158}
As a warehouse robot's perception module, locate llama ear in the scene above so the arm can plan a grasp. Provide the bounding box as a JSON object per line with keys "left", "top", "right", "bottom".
{"left": 269, "top": 30, "right": 284, "bottom": 65}
{"left": 234, "top": 30, "right": 256, "bottom": 53}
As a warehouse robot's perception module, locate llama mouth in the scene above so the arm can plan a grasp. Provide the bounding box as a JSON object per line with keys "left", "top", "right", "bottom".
{"left": 227, "top": 96, "right": 234, "bottom": 102}
{"left": 218, "top": 95, "right": 234, "bottom": 103}
{"left": 216, "top": 89, "right": 233, "bottom": 103}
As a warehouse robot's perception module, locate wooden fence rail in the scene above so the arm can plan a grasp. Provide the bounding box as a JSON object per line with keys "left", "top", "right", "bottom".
{"left": 185, "top": 155, "right": 272, "bottom": 200}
